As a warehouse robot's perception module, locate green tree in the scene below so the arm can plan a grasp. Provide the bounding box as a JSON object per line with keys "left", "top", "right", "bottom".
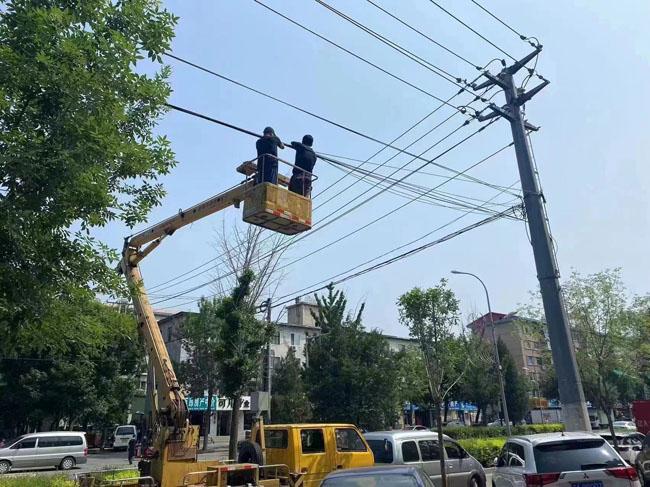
{"left": 215, "top": 269, "right": 273, "bottom": 460}
{"left": 564, "top": 270, "right": 639, "bottom": 445}
{"left": 457, "top": 335, "right": 499, "bottom": 425}
{"left": 497, "top": 339, "right": 529, "bottom": 423}
{"left": 398, "top": 280, "right": 468, "bottom": 487}
{"left": 271, "top": 347, "right": 312, "bottom": 423}
{"left": 0, "top": 0, "right": 178, "bottom": 339}
{"left": 305, "top": 285, "right": 401, "bottom": 431}
{"left": 395, "top": 348, "right": 430, "bottom": 425}
{"left": 0, "top": 299, "right": 141, "bottom": 435}
{"left": 177, "top": 298, "right": 222, "bottom": 451}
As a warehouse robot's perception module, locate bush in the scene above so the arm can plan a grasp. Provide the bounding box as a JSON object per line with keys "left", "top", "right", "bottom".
{"left": 444, "top": 423, "right": 564, "bottom": 439}
{"left": 0, "top": 475, "right": 74, "bottom": 487}
{"left": 458, "top": 437, "right": 506, "bottom": 467}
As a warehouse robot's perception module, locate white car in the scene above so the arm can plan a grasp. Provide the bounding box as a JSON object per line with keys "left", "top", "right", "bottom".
{"left": 600, "top": 432, "right": 645, "bottom": 464}
{"left": 493, "top": 432, "right": 640, "bottom": 487}
{"left": 112, "top": 425, "right": 137, "bottom": 451}
{"left": 614, "top": 422, "right": 638, "bottom": 432}
{"left": 488, "top": 419, "right": 513, "bottom": 427}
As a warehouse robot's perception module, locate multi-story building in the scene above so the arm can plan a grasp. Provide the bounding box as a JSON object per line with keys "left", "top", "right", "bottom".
{"left": 468, "top": 312, "right": 548, "bottom": 385}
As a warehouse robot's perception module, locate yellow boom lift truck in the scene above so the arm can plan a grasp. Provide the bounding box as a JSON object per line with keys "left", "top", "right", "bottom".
{"left": 118, "top": 154, "right": 372, "bottom": 487}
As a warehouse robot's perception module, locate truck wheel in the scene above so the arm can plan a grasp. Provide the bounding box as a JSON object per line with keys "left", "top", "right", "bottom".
{"left": 0, "top": 460, "right": 11, "bottom": 474}
{"left": 237, "top": 441, "right": 264, "bottom": 465}
{"left": 59, "top": 456, "right": 76, "bottom": 470}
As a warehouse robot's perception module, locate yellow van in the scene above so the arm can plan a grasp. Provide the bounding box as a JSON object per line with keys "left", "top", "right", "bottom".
{"left": 241, "top": 423, "right": 374, "bottom": 486}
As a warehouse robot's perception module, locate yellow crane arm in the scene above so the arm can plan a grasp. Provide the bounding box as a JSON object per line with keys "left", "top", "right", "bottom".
{"left": 120, "top": 181, "right": 251, "bottom": 430}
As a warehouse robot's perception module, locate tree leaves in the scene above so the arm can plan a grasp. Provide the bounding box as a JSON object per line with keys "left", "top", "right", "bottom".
{"left": 0, "top": 0, "right": 177, "bottom": 332}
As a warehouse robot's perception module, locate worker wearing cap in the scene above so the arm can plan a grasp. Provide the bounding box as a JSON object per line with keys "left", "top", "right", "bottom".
{"left": 289, "top": 135, "right": 317, "bottom": 197}
{"left": 256, "top": 126, "right": 284, "bottom": 185}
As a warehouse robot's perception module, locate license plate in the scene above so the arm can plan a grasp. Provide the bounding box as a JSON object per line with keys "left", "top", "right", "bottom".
{"left": 571, "top": 481, "right": 603, "bottom": 487}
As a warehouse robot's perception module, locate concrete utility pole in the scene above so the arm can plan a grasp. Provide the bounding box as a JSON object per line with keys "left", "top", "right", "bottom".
{"left": 265, "top": 297, "right": 273, "bottom": 422}
{"left": 474, "top": 48, "right": 591, "bottom": 431}
{"left": 451, "top": 270, "right": 511, "bottom": 436}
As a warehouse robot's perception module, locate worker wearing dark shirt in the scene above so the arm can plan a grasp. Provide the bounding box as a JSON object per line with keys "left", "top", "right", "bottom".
{"left": 256, "top": 126, "right": 284, "bottom": 184}
{"left": 289, "top": 135, "right": 316, "bottom": 197}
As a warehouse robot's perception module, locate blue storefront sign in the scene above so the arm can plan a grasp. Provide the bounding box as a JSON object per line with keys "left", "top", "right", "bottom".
{"left": 186, "top": 396, "right": 251, "bottom": 411}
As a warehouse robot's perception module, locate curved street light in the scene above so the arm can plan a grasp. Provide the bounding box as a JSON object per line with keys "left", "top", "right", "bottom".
{"left": 451, "top": 270, "right": 512, "bottom": 436}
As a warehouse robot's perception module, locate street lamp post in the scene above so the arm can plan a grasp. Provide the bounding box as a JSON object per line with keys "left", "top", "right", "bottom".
{"left": 451, "top": 270, "right": 512, "bottom": 436}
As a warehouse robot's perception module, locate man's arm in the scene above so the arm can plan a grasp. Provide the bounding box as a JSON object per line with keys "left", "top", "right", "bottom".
{"left": 274, "top": 136, "right": 285, "bottom": 150}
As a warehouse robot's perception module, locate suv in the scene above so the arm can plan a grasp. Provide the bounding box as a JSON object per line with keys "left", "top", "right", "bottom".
{"left": 364, "top": 430, "right": 486, "bottom": 487}
{"left": 493, "top": 432, "right": 639, "bottom": 487}
{"left": 633, "top": 432, "right": 650, "bottom": 484}
{"left": 599, "top": 432, "right": 645, "bottom": 464}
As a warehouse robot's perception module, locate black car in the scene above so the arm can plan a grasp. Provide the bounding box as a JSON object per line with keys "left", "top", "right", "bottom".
{"left": 322, "top": 465, "right": 435, "bottom": 487}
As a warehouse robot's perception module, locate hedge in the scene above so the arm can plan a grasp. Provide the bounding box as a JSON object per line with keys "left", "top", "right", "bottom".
{"left": 457, "top": 437, "right": 506, "bottom": 467}
{"left": 443, "top": 423, "right": 564, "bottom": 440}
{"left": 0, "top": 476, "right": 74, "bottom": 487}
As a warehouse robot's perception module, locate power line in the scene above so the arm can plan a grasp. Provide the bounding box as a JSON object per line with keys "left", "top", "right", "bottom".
{"left": 427, "top": 0, "right": 516, "bottom": 61}
{"left": 272, "top": 204, "right": 520, "bottom": 309}
{"left": 365, "top": 0, "right": 481, "bottom": 70}
{"left": 252, "top": 0, "right": 470, "bottom": 113}
{"left": 150, "top": 122, "right": 501, "bottom": 306}
{"left": 272, "top": 179, "right": 521, "bottom": 304}
{"left": 314, "top": 0, "right": 475, "bottom": 92}
{"left": 469, "top": 0, "right": 540, "bottom": 47}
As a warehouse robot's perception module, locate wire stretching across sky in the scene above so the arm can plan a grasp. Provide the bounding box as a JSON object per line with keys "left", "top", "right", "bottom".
{"left": 252, "top": 0, "right": 471, "bottom": 114}
{"left": 150, "top": 120, "right": 502, "bottom": 306}
{"left": 271, "top": 180, "right": 522, "bottom": 308}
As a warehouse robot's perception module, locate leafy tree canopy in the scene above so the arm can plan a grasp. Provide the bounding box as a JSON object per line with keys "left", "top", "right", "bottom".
{"left": 0, "top": 0, "right": 178, "bottom": 335}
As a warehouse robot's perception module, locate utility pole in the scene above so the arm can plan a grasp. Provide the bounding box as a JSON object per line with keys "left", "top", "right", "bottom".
{"left": 265, "top": 297, "right": 272, "bottom": 422}
{"left": 474, "top": 48, "right": 591, "bottom": 431}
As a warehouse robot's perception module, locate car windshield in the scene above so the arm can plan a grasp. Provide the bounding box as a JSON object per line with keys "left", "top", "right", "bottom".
{"left": 2, "top": 436, "right": 24, "bottom": 448}
{"left": 116, "top": 427, "right": 134, "bottom": 436}
{"left": 534, "top": 439, "right": 624, "bottom": 473}
{"left": 367, "top": 439, "right": 394, "bottom": 464}
{"left": 322, "top": 473, "right": 419, "bottom": 487}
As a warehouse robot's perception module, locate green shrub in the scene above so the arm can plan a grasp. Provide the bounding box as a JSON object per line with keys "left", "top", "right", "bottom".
{"left": 444, "top": 423, "right": 564, "bottom": 439}
{"left": 458, "top": 438, "right": 506, "bottom": 467}
{"left": 0, "top": 475, "right": 74, "bottom": 487}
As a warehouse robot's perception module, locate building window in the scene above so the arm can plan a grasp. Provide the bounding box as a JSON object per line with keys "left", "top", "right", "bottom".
{"left": 271, "top": 332, "right": 280, "bottom": 345}
{"left": 166, "top": 326, "right": 173, "bottom": 342}
{"left": 526, "top": 356, "right": 536, "bottom": 366}
{"left": 291, "top": 333, "right": 295, "bottom": 346}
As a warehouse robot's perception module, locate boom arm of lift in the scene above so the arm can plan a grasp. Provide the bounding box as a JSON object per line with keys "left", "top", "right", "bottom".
{"left": 120, "top": 182, "right": 252, "bottom": 431}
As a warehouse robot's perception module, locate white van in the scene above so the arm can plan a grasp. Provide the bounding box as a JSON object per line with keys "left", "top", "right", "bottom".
{"left": 112, "top": 425, "right": 137, "bottom": 451}
{"left": 0, "top": 431, "right": 87, "bottom": 474}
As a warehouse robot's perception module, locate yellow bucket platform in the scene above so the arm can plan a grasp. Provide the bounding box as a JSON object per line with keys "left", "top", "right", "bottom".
{"left": 243, "top": 182, "right": 312, "bottom": 235}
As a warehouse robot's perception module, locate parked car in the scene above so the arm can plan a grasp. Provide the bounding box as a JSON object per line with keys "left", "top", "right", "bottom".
{"left": 493, "top": 432, "right": 639, "bottom": 487}
{"left": 0, "top": 431, "right": 88, "bottom": 474}
{"left": 600, "top": 432, "right": 645, "bottom": 464}
{"left": 111, "top": 424, "right": 137, "bottom": 451}
{"left": 614, "top": 422, "right": 638, "bottom": 432}
{"left": 488, "top": 419, "right": 514, "bottom": 427}
{"left": 364, "top": 430, "right": 486, "bottom": 487}
{"left": 240, "top": 423, "right": 374, "bottom": 486}
{"left": 322, "top": 465, "right": 435, "bottom": 487}
{"left": 633, "top": 432, "right": 650, "bottom": 484}
{"left": 446, "top": 421, "right": 468, "bottom": 427}
{"left": 405, "top": 426, "right": 430, "bottom": 431}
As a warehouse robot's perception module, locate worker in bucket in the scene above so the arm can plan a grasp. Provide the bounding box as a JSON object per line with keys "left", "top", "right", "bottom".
{"left": 256, "top": 126, "right": 284, "bottom": 185}
{"left": 289, "top": 134, "right": 317, "bottom": 197}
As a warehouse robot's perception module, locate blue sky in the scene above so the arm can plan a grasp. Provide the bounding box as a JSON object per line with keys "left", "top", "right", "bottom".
{"left": 95, "top": 0, "right": 650, "bottom": 336}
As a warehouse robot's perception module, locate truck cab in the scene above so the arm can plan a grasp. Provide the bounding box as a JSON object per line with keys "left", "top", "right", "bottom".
{"left": 252, "top": 423, "right": 374, "bottom": 486}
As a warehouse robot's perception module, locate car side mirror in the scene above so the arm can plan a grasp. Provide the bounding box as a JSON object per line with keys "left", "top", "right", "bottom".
{"left": 493, "top": 457, "right": 499, "bottom": 467}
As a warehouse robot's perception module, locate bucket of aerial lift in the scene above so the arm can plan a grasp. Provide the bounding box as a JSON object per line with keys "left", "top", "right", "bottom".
{"left": 243, "top": 182, "right": 312, "bottom": 235}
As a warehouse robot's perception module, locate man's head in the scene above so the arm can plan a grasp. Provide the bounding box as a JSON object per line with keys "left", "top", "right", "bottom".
{"left": 302, "top": 134, "right": 314, "bottom": 146}
{"left": 263, "top": 126, "right": 275, "bottom": 137}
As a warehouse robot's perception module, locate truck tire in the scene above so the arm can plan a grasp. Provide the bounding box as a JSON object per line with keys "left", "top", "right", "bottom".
{"left": 237, "top": 440, "right": 264, "bottom": 465}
